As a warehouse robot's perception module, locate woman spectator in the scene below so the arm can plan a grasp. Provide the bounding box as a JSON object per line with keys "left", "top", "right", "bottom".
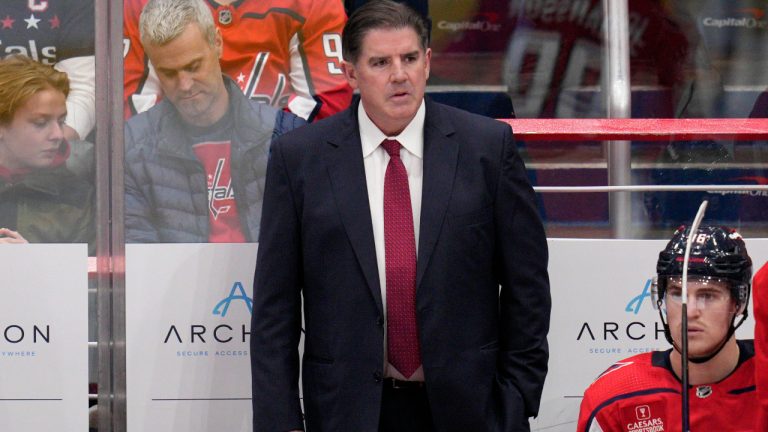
{"left": 0, "top": 55, "right": 93, "bottom": 247}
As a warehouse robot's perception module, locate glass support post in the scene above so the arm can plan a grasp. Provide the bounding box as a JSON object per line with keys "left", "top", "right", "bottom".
{"left": 603, "top": 0, "right": 632, "bottom": 238}
{"left": 96, "top": 0, "right": 127, "bottom": 430}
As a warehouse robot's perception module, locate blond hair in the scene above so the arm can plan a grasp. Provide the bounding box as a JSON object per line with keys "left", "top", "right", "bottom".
{"left": 0, "top": 55, "right": 69, "bottom": 125}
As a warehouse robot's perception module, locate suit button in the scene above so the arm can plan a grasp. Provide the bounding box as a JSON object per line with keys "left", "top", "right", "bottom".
{"left": 373, "top": 371, "right": 382, "bottom": 383}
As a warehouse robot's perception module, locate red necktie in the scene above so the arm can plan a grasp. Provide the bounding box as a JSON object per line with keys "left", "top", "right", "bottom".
{"left": 382, "top": 139, "right": 421, "bottom": 378}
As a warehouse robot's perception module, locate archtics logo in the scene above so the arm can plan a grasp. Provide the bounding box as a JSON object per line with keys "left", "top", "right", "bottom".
{"left": 576, "top": 277, "right": 665, "bottom": 343}
{"left": 576, "top": 279, "right": 664, "bottom": 353}
{"left": 625, "top": 279, "right": 653, "bottom": 315}
{"left": 212, "top": 281, "right": 253, "bottom": 317}
{"left": 163, "top": 282, "right": 252, "bottom": 347}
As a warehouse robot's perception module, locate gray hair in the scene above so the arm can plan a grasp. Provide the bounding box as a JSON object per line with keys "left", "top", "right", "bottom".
{"left": 139, "top": 0, "right": 216, "bottom": 47}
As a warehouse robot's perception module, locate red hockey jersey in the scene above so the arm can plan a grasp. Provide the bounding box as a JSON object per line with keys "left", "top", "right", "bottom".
{"left": 754, "top": 263, "right": 768, "bottom": 431}
{"left": 123, "top": 0, "right": 352, "bottom": 121}
{"left": 578, "top": 340, "right": 757, "bottom": 432}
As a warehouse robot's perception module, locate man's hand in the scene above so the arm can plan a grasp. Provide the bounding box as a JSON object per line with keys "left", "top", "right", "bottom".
{"left": 0, "top": 228, "right": 28, "bottom": 244}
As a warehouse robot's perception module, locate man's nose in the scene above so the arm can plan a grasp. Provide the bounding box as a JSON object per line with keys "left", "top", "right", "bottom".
{"left": 390, "top": 59, "right": 407, "bottom": 82}
{"left": 178, "top": 71, "right": 194, "bottom": 91}
{"left": 686, "top": 295, "right": 704, "bottom": 316}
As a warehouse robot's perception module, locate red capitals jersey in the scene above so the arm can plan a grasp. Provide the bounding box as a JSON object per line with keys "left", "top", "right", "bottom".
{"left": 123, "top": 0, "right": 351, "bottom": 122}
{"left": 578, "top": 340, "right": 757, "bottom": 432}
{"left": 503, "top": 0, "right": 691, "bottom": 118}
{"left": 430, "top": 0, "right": 693, "bottom": 118}
{"left": 754, "top": 263, "right": 768, "bottom": 431}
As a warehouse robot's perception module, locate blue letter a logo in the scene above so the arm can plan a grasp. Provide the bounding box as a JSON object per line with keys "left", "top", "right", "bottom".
{"left": 625, "top": 279, "right": 652, "bottom": 315}
{"left": 213, "top": 282, "right": 253, "bottom": 317}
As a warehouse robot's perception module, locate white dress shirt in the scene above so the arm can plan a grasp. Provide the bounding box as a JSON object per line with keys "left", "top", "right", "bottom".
{"left": 359, "top": 100, "right": 425, "bottom": 381}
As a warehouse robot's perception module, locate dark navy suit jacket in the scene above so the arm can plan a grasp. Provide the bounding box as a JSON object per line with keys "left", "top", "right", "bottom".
{"left": 251, "top": 98, "right": 551, "bottom": 431}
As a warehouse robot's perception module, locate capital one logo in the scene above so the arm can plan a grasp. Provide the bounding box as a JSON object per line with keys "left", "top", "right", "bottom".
{"left": 625, "top": 279, "right": 652, "bottom": 315}
{"left": 212, "top": 281, "right": 253, "bottom": 317}
{"left": 635, "top": 405, "right": 651, "bottom": 421}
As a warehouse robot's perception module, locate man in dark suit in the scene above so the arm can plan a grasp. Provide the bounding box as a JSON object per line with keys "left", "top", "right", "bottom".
{"left": 251, "top": 1, "right": 551, "bottom": 431}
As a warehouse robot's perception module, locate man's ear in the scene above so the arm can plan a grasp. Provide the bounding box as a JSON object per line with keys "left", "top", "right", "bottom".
{"left": 341, "top": 61, "right": 358, "bottom": 90}
{"left": 214, "top": 28, "right": 224, "bottom": 58}
{"left": 734, "top": 298, "right": 745, "bottom": 315}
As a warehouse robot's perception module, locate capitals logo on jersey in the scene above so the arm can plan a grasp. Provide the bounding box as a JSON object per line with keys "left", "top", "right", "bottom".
{"left": 207, "top": 158, "right": 235, "bottom": 220}
{"left": 192, "top": 140, "right": 246, "bottom": 243}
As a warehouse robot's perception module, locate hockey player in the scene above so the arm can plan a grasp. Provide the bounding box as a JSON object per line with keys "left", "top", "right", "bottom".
{"left": 124, "top": 0, "right": 352, "bottom": 122}
{"left": 578, "top": 225, "right": 757, "bottom": 432}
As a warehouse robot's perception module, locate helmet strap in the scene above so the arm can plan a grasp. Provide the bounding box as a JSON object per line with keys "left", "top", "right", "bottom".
{"left": 657, "top": 299, "right": 675, "bottom": 346}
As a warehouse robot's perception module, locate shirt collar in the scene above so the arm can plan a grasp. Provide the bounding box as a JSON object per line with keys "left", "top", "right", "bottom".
{"left": 359, "top": 99, "right": 425, "bottom": 158}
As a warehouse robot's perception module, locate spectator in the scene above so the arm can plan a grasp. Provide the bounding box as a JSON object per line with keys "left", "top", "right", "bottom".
{"left": 124, "top": 0, "right": 352, "bottom": 122}
{"left": 0, "top": 55, "right": 94, "bottom": 246}
{"left": 578, "top": 226, "right": 756, "bottom": 431}
{"left": 124, "top": 0, "right": 305, "bottom": 243}
{"left": 1, "top": 0, "right": 95, "bottom": 141}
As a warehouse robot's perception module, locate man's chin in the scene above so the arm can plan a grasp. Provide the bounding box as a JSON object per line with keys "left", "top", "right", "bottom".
{"left": 386, "top": 104, "right": 419, "bottom": 121}
{"left": 178, "top": 106, "right": 211, "bottom": 125}
{"left": 686, "top": 342, "right": 719, "bottom": 357}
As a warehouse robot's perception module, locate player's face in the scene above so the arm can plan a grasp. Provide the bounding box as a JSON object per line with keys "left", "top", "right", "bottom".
{"left": 343, "top": 27, "right": 430, "bottom": 136}
{"left": 145, "top": 23, "right": 228, "bottom": 127}
{"left": 0, "top": 87, "right": 67, "bottom": 170}
{"left": 664, "top": 277, "right": 738, "bottom": 357}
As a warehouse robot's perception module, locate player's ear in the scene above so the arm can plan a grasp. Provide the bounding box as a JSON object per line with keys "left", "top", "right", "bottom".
{"left": 733, "top": 298, "right": 745, "bottom": 315}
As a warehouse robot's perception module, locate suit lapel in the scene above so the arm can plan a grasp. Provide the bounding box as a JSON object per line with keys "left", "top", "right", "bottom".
{"left": 417, "top": 101, "right": 458, "bottom": 288}
{"left": 323, "top": 107, "right": 383, "bottom": 313}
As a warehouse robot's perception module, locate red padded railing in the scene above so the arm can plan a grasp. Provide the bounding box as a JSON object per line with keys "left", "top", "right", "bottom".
{"left": 501, "top": 118, "right": 768, "bottom": 141}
